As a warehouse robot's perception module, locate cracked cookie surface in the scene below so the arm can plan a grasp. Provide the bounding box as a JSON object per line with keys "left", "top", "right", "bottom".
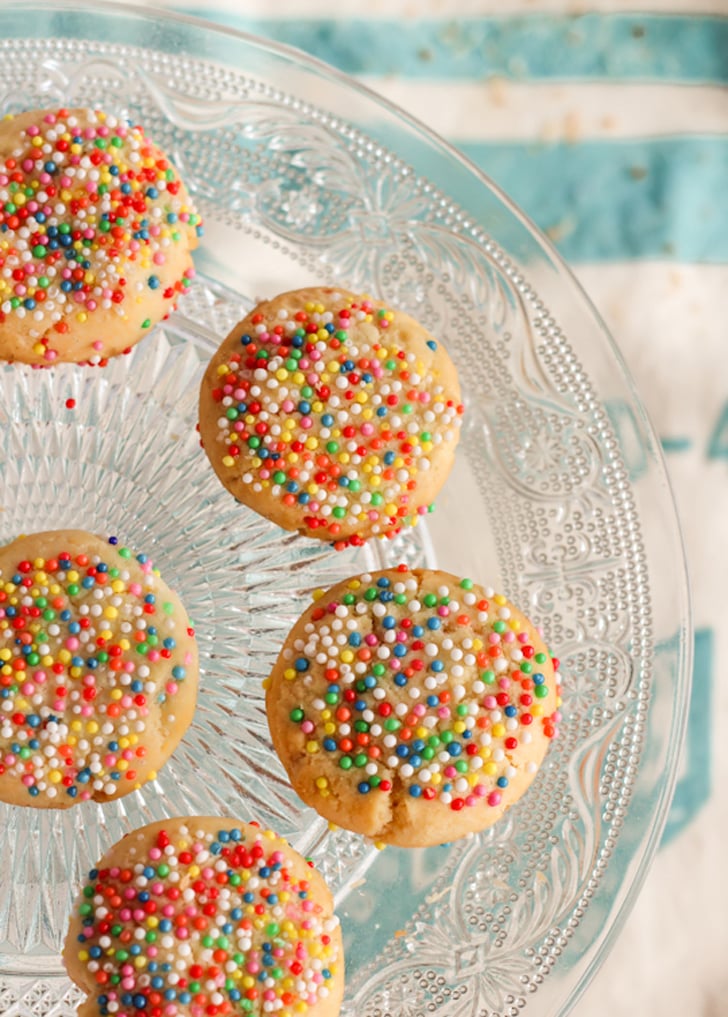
{"left": 198, "top": 287, "right": 463, "bottom": 549}
{"left": 266, "top": 566, "right": 561, "bottom": 847}
{"left": 0, "top": 529, "right": 198, "bottom": 807}
{"left": 63, "top": 816, "right": 344, "bottom": 1017}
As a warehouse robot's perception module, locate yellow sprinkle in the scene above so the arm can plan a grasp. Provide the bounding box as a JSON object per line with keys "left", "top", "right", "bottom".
{"left": 312, "top": 401, "right": 323, "bottom": 413}
{"left": 66, "top": 570, "right": 79, "bottom": 583}
{"left": 356, "top": 392, "right": 368, "bottom": 404}
{"left": 48, "top": 769, "right": 62, "bottom": 784}
{"left": 103, "top": 606, "right": 118, "bottom": 620}
{"left": 484, "top": 761, "right": 498, "bottom": 775}
{"left": 492, "top": 723, "right": 506, "bottom": 738}
{"left": 283, "top": 668, "right": 296, "bottom": 681}
{"left": 312, "top": 588, "right": 325, "bottom": 600}
{"left": 323, "top": 722, "right": 336, "bottom": 735}
{"left": 452, "top": 721, "right": 466, "bottom": 734}
{"left": 305, "top": 437, "right": 318, "bottom": 450}
{"left": 58, "top": 649, "right": 71, "bottom": 664}
{"left": 430, "top": 772, "right": 442, "bottom": 785}
{"left": 110, "top": 688, "right": 123, "bottom": 701}
{"left": 222, "top": 456, "right": 235, "bottom": 468}
{"left": 70, "top": 720, "right": 82, "bottom": 733}
{"left": 509, "top": 618, "right": 521, "bottom": 631}
{"left": 347, "top": 579, "right": 361, "bottom": 589}
{"left": 117, "top": 760, "right": 129, "bottom": 771}
{"left": 494, "top": 594, "right": 506, "bottom": 605}
{"left": 86, "top": 721, "right": 99, "bottom": 735}
{"left": 119, "top": 639, "right": 130, "bottom": 651}
{"left": 531, "top": 704, "right": 544, "bottom": 718}
{"left": 306, "top": 740, "right": 319, "bottom": 754}
{"left": 112, "top": 580, "right": 125, "bottom": 593}
{"left": 315, "top": 777, "right": 328, "bottom": 789}
{"left": 276, "top": 368, "right": 288, "bottom": 381}
{"left": 339, "top": 650, "right": 353, "bottom": 664}
{"left": 321, "top": 709, "right": 331, "bottom": 721}
{"left": 0, "top": 649, "right": 11, "bottom": 662}
{"left": 77, "top": 951, "right": 89, "bottom": 963}
{"left": 216, "top": 364, "right": 228, "bottom": 376}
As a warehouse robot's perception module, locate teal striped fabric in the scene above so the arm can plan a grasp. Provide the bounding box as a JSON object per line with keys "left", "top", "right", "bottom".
{"left": 183, "top": 10, "right": 727, "bottom": 266}
{"left": 186, "top": 12, "right": 728, "bottom": 82}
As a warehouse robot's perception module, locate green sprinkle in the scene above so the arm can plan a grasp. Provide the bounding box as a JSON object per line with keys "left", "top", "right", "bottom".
{"left": 459, "top": 578, "right": 473, "bottom": 590}
{"left": 339, "top": 756, "right": 353, "bottom": 770}
{"left": 534, "top": 684, "right": 549, "bottom": 699}
{"left": 290, "top": 708, "right": 304, "bottom": 722}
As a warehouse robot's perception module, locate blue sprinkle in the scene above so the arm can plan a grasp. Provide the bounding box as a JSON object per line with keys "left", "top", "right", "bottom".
{"left": 426, "top": 340, "right": 438, "bottom": 351}
{"left": 409, "top": 785, "right": 422, "bottom": 797}
{"left": 357, "top": 781, "right": 370, "bottom": 794}
{"left": 294, "top": 657, "right": 309, "bottom": 672}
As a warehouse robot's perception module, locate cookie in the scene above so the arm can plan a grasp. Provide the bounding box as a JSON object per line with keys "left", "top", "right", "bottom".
{"left": 0, "top": 530, "right": 198, "bottom": 807}
{"left": 0, "top": 107, "right": 202, "bottom": 364}
{"left": 63, "top": 816, "right": 345, "bottom": 1017}
{"left": 198, "top": 287, "right": 463, "bottom": 549}
{"left": 265, "top": 566, "right": 562, "bottom": 847}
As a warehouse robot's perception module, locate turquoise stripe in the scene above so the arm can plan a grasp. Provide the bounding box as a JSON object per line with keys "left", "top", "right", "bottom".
{"left": 186, "top": 12, "right": 728, "bottom": 84}
{"left": 456, "top": 137, "right": 728, "bottom": 263}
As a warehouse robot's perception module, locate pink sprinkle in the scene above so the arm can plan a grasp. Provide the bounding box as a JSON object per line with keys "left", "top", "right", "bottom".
{"left": 487, "top": 791, "right": 502, "bottom": 807}
{"left": 282, "top": 399, "right": 295, "bottom": 413}
{"left": 364, "top": 633, "right": 378, "bottom": 646}
{"left": 149, "top": 847, "right": 162, "bottom": 860}
{"left": 488, "top": 632, "right": 500, "bottom": 644}
{"left": 301, "top": 720, "right": 314, "bottom": 734}
{"left": 484, "top": 695, "right": 497, "bottom": 709}
{"left": 300, "top": 416, "right": 313, "bottom": 429}
{"left": 443, "top": 766, "right": 456, "bottom": 779}
{"left": 166, "top": 682, "right": 178, "bottom": 696}
{"left": 153, "top": 252, "right": 165, "bottom": 265}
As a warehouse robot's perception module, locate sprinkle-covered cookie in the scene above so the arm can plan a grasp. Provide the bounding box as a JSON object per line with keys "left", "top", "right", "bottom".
{"left": 265, "top": 567, "right": 561, "bottom": 847}
{"left": 0, "top": 530, "right": 198, "bottom": 808}
{"left": 0, "top": 108, "right": 202, "bottom": 364}
{"left": 63, "top": 816, "right": 345, "bottom": 1017}
{"left": 198, "top": 287, "right": 463, "bottom": 549}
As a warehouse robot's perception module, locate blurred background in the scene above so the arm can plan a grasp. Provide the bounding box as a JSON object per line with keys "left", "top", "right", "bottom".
{"left": 108, "top": 0, "right": 728, "bottom": 1013}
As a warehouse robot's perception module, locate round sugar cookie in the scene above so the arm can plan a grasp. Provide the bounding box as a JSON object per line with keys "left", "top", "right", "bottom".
{"left": 0, "top": 530, "right": 198, "bottom": 808}
{"left": 198, "top": 287, "right": 464, "bottom": 549}
{"left": 63, "top": 816, "right": 345, "bottom": 1017}
{"left": 266, "top": 567, "right": 562, "bottom": 848}
{"left": 0, "top": 107, "right": 202, "bottom": 364}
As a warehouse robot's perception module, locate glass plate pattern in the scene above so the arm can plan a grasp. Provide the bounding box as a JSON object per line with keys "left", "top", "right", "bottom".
{"left": 0, "top": 12, "right": 690, "bottom": 1017}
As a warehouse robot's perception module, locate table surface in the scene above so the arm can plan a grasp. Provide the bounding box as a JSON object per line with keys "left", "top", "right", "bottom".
{"left": 73, "top": 1, "right": 728, "bottom": 1013}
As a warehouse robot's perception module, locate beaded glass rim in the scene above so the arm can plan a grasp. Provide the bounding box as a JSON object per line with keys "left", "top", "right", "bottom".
{"left": 0, "top": 4, "right": 692, "bottom": 1016}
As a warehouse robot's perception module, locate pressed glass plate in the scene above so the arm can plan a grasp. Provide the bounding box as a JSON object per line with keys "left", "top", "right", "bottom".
{"left": 0, "top": 4, "right": 691, "bottom": 1016}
